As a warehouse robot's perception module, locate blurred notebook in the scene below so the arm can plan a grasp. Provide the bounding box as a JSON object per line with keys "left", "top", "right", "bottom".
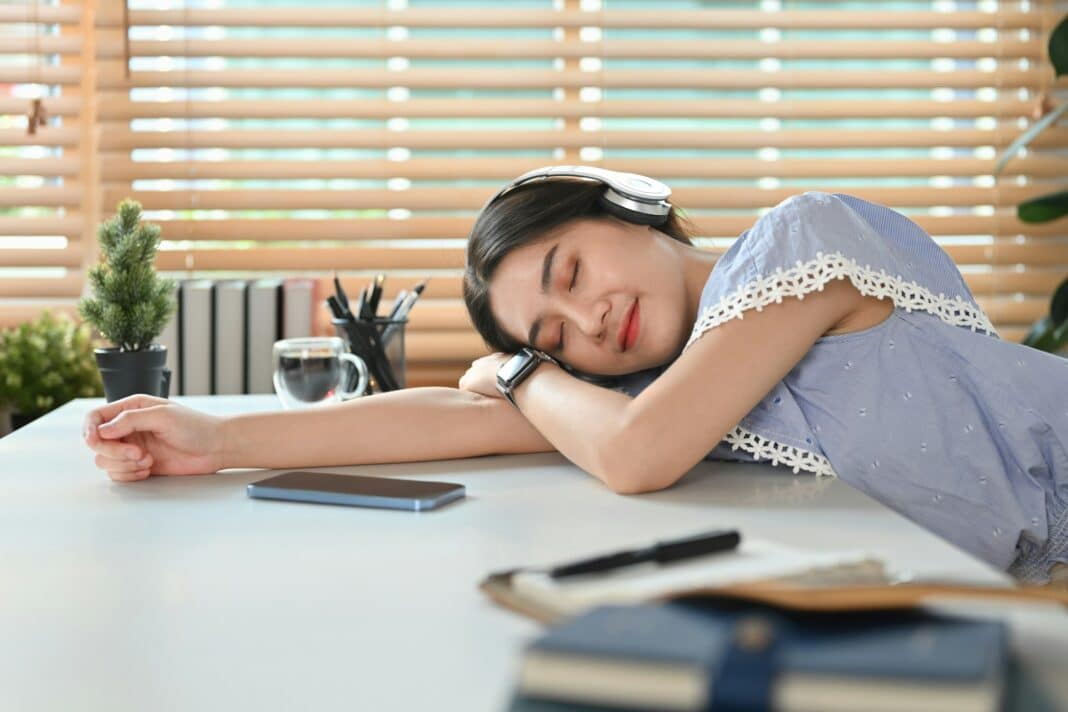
{"left": 515, "top": 601, "right": 1009, "bottom": 712}
{"left": 482, "top": 536, "right": 1068, "bottom": 626}
{"left": 482, "top": 537, "right": 888, "bottom": 625}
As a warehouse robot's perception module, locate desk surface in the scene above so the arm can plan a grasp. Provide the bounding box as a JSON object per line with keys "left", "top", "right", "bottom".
{"left": 2, "top": 395, "right": 1068, "bottom": 711}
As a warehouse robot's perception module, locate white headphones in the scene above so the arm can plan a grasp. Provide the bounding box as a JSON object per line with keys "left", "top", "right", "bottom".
{"left": 480, "top": 165, "right": 673, "bottom": 226}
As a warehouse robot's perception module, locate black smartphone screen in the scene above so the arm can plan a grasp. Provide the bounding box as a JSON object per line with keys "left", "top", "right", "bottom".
{"left": 247, "top": 471, "right": 466, "bottom": 511}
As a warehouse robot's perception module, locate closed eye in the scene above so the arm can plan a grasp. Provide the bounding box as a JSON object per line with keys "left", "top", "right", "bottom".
{"left": 558, "top": 260, "right": 579, "bottom": 352}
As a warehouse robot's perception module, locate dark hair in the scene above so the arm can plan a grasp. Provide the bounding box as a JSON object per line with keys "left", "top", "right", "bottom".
{"left": 463, "top": 178, "right": 696, "bottom": 357}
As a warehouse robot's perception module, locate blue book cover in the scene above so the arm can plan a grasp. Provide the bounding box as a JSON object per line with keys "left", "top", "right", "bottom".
{"left": 519, "top": 600, "right": 1008, "bottom": 712}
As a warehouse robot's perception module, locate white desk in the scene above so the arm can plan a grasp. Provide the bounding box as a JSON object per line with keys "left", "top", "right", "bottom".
{"left": 2, "top": 395, "right": 1067, "bottom": 711}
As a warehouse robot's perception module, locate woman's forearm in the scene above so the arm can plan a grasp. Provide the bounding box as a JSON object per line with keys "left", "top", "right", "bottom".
{"left": 512, "top": 361, "right": 633, "bottom": 490}
{"left": 218, "top": 387, "right": 553, "bottom": 470}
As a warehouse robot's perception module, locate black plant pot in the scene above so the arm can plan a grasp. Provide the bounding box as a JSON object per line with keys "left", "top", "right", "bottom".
{"left": 94, "top": 345, "right": 171, "bottom": 402}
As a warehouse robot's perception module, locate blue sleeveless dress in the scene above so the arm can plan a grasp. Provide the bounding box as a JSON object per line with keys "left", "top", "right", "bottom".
{"left": 607, "top": 192, "right": 1068, "bottom": 584}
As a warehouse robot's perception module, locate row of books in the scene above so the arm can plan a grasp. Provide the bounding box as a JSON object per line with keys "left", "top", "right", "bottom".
{"left": 158, "top": 278, "right": 320, "bottom": 396}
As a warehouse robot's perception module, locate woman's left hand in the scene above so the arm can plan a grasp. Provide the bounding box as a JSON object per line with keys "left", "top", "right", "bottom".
{"left": 458, "top": 352, "right": 513, "bottom": 399}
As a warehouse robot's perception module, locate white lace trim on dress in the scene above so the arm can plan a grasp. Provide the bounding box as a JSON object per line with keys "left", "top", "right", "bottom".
{"left": 692, "top": 250, "right": 999, "bottom": 479}
{"left": 724, "top": 425, "right": 838, "bottom": 478}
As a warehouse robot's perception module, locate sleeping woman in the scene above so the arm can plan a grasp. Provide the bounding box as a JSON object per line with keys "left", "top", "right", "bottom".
{"left": 81, "top": 166, "right": 1068, "bottom": 586}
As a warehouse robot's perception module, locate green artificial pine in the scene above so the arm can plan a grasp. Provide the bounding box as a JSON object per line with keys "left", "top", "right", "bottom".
{"left": 78, "top": 199, "right": 177, "bottom": 352}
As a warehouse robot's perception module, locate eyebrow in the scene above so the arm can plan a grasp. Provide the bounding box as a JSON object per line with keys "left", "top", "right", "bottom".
{"left": 527, "top": 242, "right": 559, "bottom": 349}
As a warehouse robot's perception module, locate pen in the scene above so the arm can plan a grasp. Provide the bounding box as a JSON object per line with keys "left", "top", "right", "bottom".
{"left": 393, "top": 280, "right": 426, "bottom": 321}
{"left": 355, "top": 287, "right": 368, "bottom": 321}
{"left": 367, "top": 274, "right": 385, "bottom": 319}
{"left": 548, "top": 529, "right": 741, "bottom": 580}
{"left": 333, "top": 272, "right": 350, "bottom": 313}
{"left": 381, "top": 279, "right": 427, "bottom": 348}
{"left": 387, "top": 289, "right": 408, "bottom": 320}
{"left": 325, "top": 295, "right": 344, "bottom": 320}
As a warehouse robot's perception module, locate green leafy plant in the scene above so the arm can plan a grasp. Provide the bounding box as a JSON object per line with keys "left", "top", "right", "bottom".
{"left": 77, "top": 199, "right": 177, "bottom": 351}
{"left": 0, "top": 311, "right": 104, "bottom": 418}
{"left": 993, "top": 14, "right": 1068, "bottom": 354}
{"left": 1022, "top": 275, "right": 1068, "bottom": 355}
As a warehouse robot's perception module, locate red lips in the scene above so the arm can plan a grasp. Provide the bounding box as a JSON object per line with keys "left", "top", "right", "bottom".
{"left": 618, "top": 300, "right": 638, "bottom": 352}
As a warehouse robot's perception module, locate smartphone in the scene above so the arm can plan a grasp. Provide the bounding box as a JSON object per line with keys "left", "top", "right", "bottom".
{"left": 247, "top": 471, "right": 466, "bottom": 511}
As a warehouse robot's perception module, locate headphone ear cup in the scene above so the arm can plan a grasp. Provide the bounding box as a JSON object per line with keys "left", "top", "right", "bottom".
{"left": 597, "top": 192, "right": 669, "bottom": 226}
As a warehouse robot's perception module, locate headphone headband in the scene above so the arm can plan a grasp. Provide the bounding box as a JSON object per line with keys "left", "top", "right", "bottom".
{"left": 479, "top": 165, "right": 673, "bottom": 226}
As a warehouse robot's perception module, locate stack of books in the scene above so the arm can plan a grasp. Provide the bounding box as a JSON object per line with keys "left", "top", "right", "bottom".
{"left": 158, "top": 277, "right": 319, "bottom": 396}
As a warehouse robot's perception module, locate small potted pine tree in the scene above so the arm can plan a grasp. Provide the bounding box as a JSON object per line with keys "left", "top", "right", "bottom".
{"left": 78, "top": 199, "right": 177, "bottom": 402}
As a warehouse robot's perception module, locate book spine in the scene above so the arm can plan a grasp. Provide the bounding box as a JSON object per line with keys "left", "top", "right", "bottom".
{"left": 209, "top": 281, "right": 217, "bottom": 395}
{"left": 242, "top": 280, "right": 250, "bottom": 395}
{"left": 177, "top": 280, "right": 186, "bottom": 396}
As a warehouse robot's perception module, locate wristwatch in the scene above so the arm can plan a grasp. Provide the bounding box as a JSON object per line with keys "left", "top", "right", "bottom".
{"left": 496, "top": 347, "right": 559, "bottom": 408}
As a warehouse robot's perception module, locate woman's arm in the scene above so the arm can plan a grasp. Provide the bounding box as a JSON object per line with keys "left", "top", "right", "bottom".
{"left": 221, "top": 386, "right": 556, "bottom": 470}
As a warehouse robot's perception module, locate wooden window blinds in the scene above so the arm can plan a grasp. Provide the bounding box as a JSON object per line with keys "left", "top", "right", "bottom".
{"left": 6, "top": 1, "right": 1068, "bottom": 387}
{"left": 0, "top": 2, "right": 95, "bottom": 331}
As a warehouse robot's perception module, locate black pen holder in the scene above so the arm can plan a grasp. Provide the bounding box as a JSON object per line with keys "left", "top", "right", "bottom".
{"left": 332, "top": 316, "right": 408, "bottom": 394}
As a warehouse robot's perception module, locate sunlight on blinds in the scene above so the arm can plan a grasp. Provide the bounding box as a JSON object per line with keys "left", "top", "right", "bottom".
{"left": 0, "top": 2, "right": 92, "bottom": 330}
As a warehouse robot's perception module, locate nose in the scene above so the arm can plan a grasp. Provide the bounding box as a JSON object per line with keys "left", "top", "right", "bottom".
{"left": 558, "top": 294, "right": 608, "bottom": 341}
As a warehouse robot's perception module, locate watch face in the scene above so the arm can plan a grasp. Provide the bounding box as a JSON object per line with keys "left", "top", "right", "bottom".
{"left": 498, "top": 351, "right": 535, "bottom": 383}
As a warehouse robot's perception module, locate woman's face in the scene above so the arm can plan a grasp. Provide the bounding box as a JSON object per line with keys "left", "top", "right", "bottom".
{"left": 487, "top": 217, "right": 694, "bottom": 376}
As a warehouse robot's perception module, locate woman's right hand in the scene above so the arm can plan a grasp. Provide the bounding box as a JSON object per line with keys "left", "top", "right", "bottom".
{"left": 82, "top": 394, "right": 228, "bottom": 482}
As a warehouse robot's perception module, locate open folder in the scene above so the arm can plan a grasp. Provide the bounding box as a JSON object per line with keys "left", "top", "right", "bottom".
{"left": 480, "top": 535, "right": 1068, "bottom": 625}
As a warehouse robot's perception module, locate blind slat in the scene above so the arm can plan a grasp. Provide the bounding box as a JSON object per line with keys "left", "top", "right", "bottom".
{"left": 0, "top": 187, "right": 82, "bottom": 207}
{"left": 0, "top": 247, "right": 83, "bottom": 268}
{"left": 0, "top": 36, "right": 82, "bottom": 54}
{"left": 117, "top": 37, "right": 1043, "bottom": 61}
{"left": 264, "top": 270, "right": 1068, "bottom": 304}
{"left": 97, "top": 126, "right": 1068, "bottom": 151}
{"left": 0, "top": 157, "right": 80, "bottom": 177}
{"left": 0, "top": 96, "right": 80, "bottom": 117}
{"left": 0, "top": 217, "right": 84, "bottom": 236}
{"left": 155, "top": 246, "right": 464, "bottom": 272}
{"left": 0, "top": 66, "right": 82, "bottom": 86}
{"left": 101, "top": 66, "right": 1050, "bottom": 90}
{"left": 106, "top": 185, "right": 1068, "bottom": 212}
{"left": 100, "top": 157, "right": 1068, "bottom": 181}
{"left": 0, "top": 6, "right": 81, "bottom": 23}
{"left": 0, "top": 302, "right": 79, "bottom": 331}
{"left": 0, "top": 274, "right": 84, "bottom": 299}
{"left": 145, "top": 214, "right": 1068, "bottom": 241}
{"left": 96, "top": 96, "right": 1041, "bottom": 120}
{"left": 0, "top": 127, "right": 80, "bottom": 147}
{"left": 152, "top": 241, "right": 1068, "bottom": 273}
{"left": 98, "top": 7, "right": 1052, "bottom": 30}
{"left": 312, "top": 296, "right": 1050, "bottom": 332}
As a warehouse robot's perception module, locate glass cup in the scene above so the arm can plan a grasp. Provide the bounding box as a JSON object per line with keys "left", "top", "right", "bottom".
{"left": 272, "top": 337, "right": 369, "bottom": 410}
